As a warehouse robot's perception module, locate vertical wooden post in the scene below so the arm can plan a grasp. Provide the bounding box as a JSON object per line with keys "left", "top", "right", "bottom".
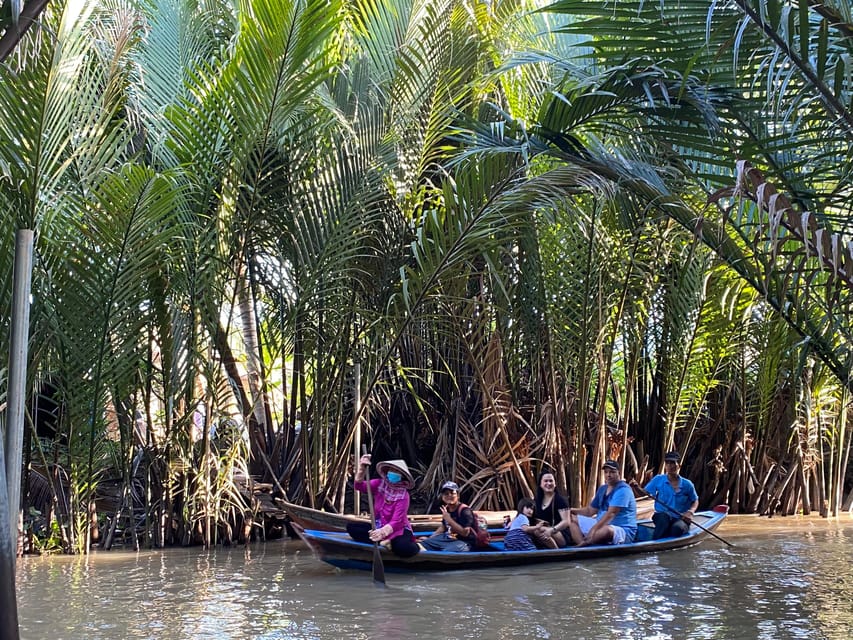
{"left": 353, "top": 363, "right": 361, "bottom": 514}
{"left": 0, "top": 432, "right": 21, "bottom": 639}
{"left": 0, "top": 228, "right": 32, "bottom": 640}
{"left": 5, "top": 229, "right": 33, "bottom": 561}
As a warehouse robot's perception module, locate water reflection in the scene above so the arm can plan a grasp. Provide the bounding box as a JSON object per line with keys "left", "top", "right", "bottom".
{"left": 16, "top": 515, "right": 853, "bottom": 640}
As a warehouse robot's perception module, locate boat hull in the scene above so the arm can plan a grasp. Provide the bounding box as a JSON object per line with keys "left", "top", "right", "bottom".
{"left": 294, "top": 506, "right": 729, "bottom": 572}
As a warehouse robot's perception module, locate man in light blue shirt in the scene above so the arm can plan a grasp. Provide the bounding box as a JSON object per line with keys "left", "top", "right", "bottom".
{"left": 568, "top": 460, "right": 637, "bottom": 545}
{"left": 643, "top": 451, "right": 699, "bottom": 539}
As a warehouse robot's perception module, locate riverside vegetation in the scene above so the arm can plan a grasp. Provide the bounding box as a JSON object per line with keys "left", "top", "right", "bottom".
{"left": 1, "top": 0, "right": 851, "bottom": 554}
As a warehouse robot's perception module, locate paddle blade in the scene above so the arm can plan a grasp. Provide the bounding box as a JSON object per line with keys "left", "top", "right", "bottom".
{"left": 372, "top": 544, "right": 386, "bottom": 587}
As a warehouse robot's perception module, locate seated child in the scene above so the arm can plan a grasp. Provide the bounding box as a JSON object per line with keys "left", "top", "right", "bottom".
{"left": 503, "top": 498, "right": 537, "bottom": 551}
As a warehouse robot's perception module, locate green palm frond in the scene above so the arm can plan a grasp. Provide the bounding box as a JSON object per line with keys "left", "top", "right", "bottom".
{"left": 1, "top": 1, "right": 149, "bottom": 478}
{"left": 0, "top": 2, "right": 130, "bottom": 227}
{"left": 544, "top": 0, "right": 852, "bottom": 220}
{"left": 452, "top": 3, "right": 853, "bottom": 396}
{"left": 656, "top": 245, "right": 716, "bottom": 444}
{"left": 50, "top": 166, "right": 190, "bottom": 417}
{"left": 130, "top": 0, "right": 237, "bottom": 165}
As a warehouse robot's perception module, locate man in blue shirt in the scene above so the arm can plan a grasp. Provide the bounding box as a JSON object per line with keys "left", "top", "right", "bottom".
{"left": 568, "top": 460, "right": 637, "bottom": 546}
{"left": 643, "top": 451, "right": 699, "bottom": 539}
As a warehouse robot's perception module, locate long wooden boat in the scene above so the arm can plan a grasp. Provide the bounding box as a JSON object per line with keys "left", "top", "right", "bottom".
{"left": 294, "top": 505, "right": 729, "bottom": 572}
{"left": 278, "top": 496, "right": 654, "bottom": 535}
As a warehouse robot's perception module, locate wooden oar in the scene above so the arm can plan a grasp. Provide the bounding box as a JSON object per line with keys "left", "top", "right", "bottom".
{"left": 637, "top": 486, "right": 734, "bottom": 547}
{"left": 362, "top": 447, "right": 386, "bottom": 586}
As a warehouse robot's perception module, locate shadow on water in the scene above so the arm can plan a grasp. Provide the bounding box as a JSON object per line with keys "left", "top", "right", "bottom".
{"left": 16, "top": 515, "right": 853, "bottom": 640}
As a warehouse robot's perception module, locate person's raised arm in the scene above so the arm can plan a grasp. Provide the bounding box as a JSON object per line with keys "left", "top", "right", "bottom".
{"left": 440, "top": 504, "right": 473, "bottom": 538}
{"left": 426, "top": 502, "right": 447, "bottom": 538}
{"left": 353, "top": 454, "right": 370, "bottom": 491}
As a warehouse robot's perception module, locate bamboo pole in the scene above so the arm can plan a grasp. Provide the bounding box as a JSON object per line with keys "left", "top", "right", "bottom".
{"left": 5, "top": 229, "right": 34, "bottom": 563}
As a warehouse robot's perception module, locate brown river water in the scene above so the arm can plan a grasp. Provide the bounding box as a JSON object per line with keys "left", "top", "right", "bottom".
{"left": 15, "top": 514, "right": 853, "bottom": 639}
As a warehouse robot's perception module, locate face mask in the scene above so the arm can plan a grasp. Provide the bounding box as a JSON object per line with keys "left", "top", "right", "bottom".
{"left": 386, "top": 471, "right": 402, "bottom": 484}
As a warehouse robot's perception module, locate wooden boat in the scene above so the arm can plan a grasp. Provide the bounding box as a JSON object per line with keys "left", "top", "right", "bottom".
{"left": 294, "top": 505, "right": 729, "bottom": 572}
{"left": 278, "top": 495, "right": 654, "bottom": 535}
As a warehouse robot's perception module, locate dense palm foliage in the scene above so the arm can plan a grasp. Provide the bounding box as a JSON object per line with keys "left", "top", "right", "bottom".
{"left": 535, "top": 0, "right": 853, "bottom": 514}
{"left": 1, "top": 0, "right": 851, "bottom": 552}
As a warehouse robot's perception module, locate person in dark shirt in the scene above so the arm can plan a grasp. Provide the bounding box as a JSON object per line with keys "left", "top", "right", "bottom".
{"left": 420, "top": 481, "right": 477, "bottom": 552}
{"left": 530, "top": 470, "right": 572, "bottom": 548}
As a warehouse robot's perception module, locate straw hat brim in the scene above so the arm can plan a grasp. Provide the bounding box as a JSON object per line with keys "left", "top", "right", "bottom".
{"left": 376, "top": 459, "right": 414, "bottom": 488}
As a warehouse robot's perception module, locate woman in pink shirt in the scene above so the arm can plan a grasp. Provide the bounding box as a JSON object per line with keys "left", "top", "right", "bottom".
{"left": 347, "top": 454, "right": 420, "bottom": 557}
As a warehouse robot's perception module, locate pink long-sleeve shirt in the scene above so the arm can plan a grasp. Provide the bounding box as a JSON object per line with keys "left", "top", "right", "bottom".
{"left": 354, "top": 478, "right": 412, "bottom": 539}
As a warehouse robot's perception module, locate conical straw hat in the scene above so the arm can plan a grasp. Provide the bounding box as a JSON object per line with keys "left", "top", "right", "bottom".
{"left": 376, "top": 459, "right": 414, "bottom": 488}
